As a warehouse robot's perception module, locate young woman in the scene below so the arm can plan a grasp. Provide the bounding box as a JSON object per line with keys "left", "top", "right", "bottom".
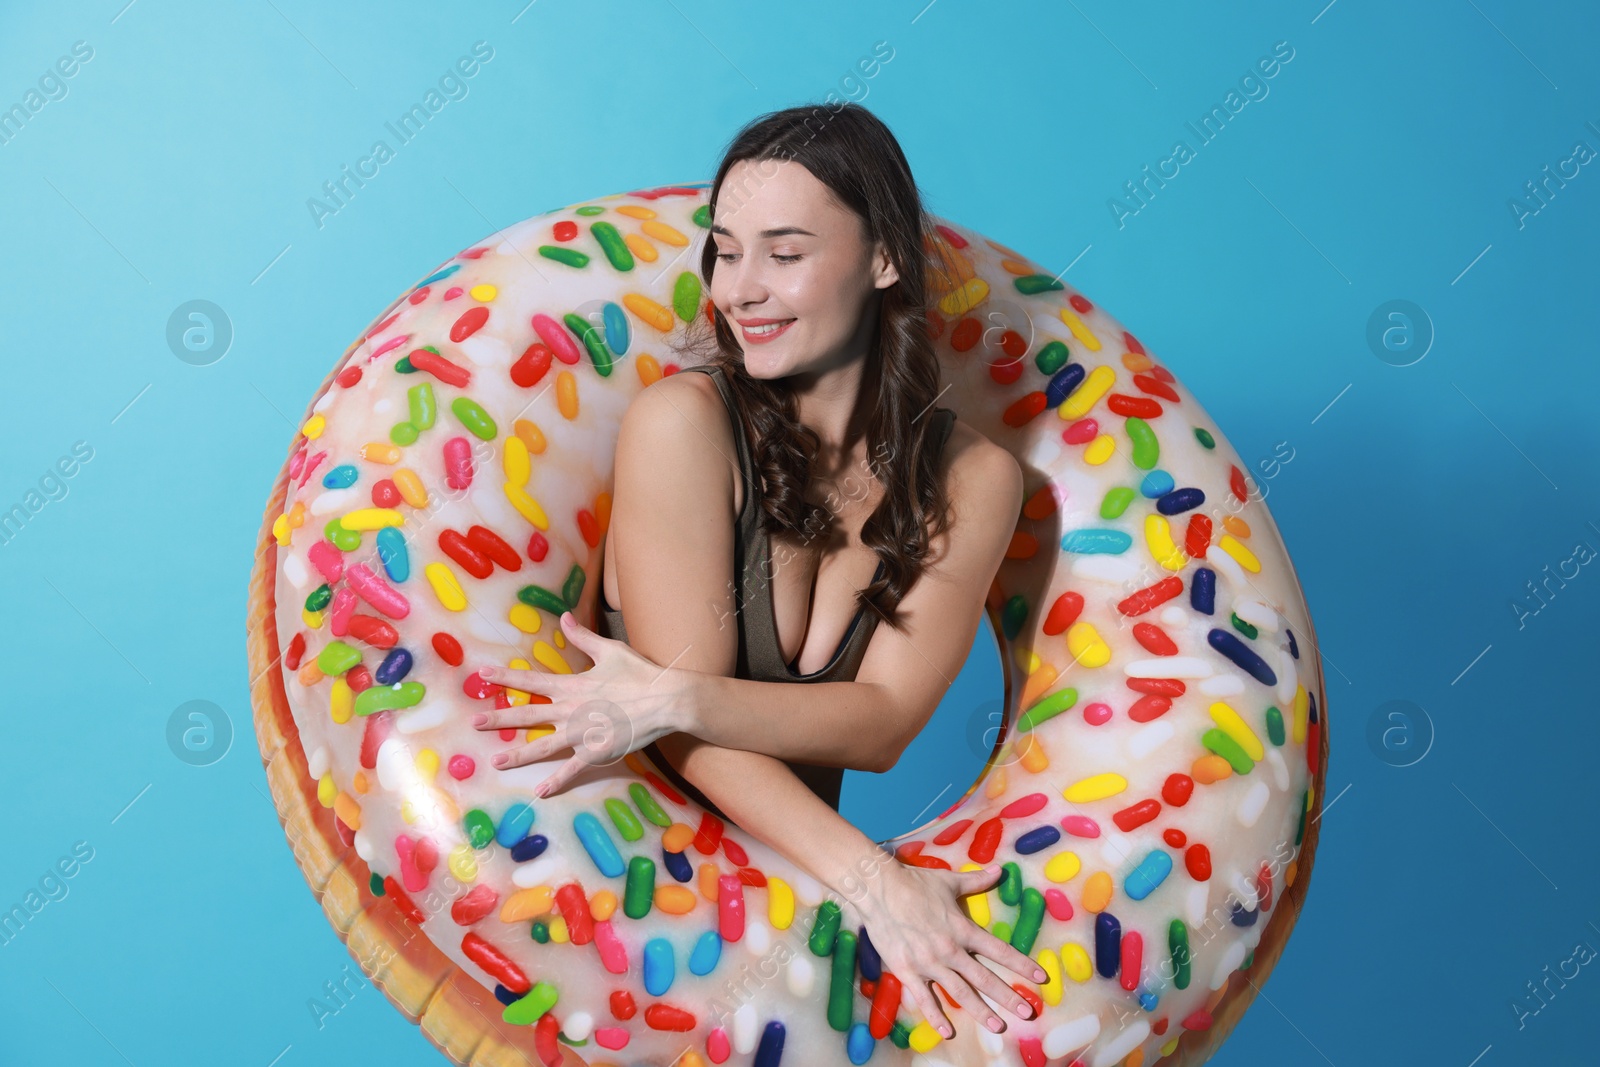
{"left": 471, "top": 103, "right": 1044, "bottom": 1040}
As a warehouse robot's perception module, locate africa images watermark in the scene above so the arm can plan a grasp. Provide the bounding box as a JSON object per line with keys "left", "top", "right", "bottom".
{"left": 306, "top": 41, "right": 496, "bottom": 230}
{"left": 1108, "top": 40, "right": 1297, "bottom": 229}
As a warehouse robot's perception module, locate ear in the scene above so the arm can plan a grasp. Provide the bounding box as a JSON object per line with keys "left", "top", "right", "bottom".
{"left": 871, "top": 240, "right": 900, "bottom": 290}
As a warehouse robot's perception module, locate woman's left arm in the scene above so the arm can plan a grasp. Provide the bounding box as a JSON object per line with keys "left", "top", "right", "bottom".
{"left": 682, "top": 436, "right": 1024, "bottom": 772}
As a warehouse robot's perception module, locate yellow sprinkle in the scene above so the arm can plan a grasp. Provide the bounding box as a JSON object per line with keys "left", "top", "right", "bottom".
{"left": 1144, "top": 514, "right": 1189, "bottom": 571}
{"left": 447, "top": 844, "right": 477, "bottom": 883}
{"left": 1063, "top": 772, "right": 1127, "bottom": 804}
{"left": 329, "top": 677, "right": 353, "bottom": 724}
{"left": 414, "top": 748, "right": 439, "bottom": 780}
{"left": 1293, "top": 684, "right": 1309, "bottom": 745}
{"left": 767, "top": 875, "right": 795, "bottom": 929}
{"left": 636, "top": 353, "right": 663, "bottom": 386}
{"left": 272, "top": 513, "right": 291, "bottom": 546}
{"left": 623, "top": 232, "right": 658, "bottom": 262}
{"left": 641, "top": 219, "right": 689, "bottom": 246}
{"left": 508, "top": 603, "right": 543, "bottom": 634}
{"left": 908, "top": 1021, "right": 943, "bottom": 1052}
{"left": 503, "top": 657, "right": 534, "bottom": 705}
{"left": 393, "top": 468, "right": 428, "bottom": 507}
{"left": 469, "top": 283, "right": 497, "bottom": 302}
{"left": 548, "top": 916, "right": 569, "bottom": 944}
{"left": 697, "top": 863, "right": 719, "bottom": 902}
{"left": 553, "top": 629, "right": 567, "bottom": 649}
{"left": 1066, "top": 621, "right": 1111, "bottom": 668}
{"left": 512, "top": 418, "right": 546, "bottom": 455}
{"left": 503, "top": 434, "right": 530, "bottom": 487}
{"left": 1209, "top": 701, "right": 1265, "bottom": 760}
{"left": 1058, "top": 307, "right": 1102, "bottom": 351}
{"left": 1012, "top": 644, "right": 1041, "bottom": 675}
{"left": 301, "top": 606, "right": 324, "bottom": 630}
{"left": 1044, "top": 850, "right": 1082, "bottom": 883}
{"left": 1061, "top": 942, "right": 1093, "bottom": 982}
{"left": 1058, "top": 364, "right": 1116, "bottom": 420}
{"left": 360, "top": 442, "right": 402, "bottom": 464}
{"left": 557, "top": 370, "right": 579, "bottom": 420}
{"left": 302, "top": 413, "right": 326, "bottom": 439}
{"left": 937, "top": 276, "right": 990, "bottom": 318}
{"left": 500, "top": 886, "right": 554, "bottom": 922}
{"left": 424, "top": 561, "right": 467, "bottom": 611}
{"left": 531, "top": 640, "right": 571, "bottom": 674}
{"left": 985, "top": 764, "right": 1009, "bottom": 798}
{"left": 1161, "top": 1037, "right": 1181, "bottom": 1057}
{"left": 317, "top": 772, "right": 336, "bottom": 808}
{"left": 1218, "top": 534, "right": 1262, "bottom": 573}
{"left": 352, "top": 770, "right": 368, "bottom": 794}
{"left": 1038, "top": 949, "right": 1063, "bottom": 1005}
{"left": 959, "top": 863, "right": 991, "bottom": 926}
{"left": 333, "top": 792, "right": 362, "bottom": 831}
{"left": 590, "top": 889, "right": 617, "bottom": 921}
{"left": 287, "top": 501, "right": 305, "bottom": 530}
{"left": 1020, "top": 662, "right": 1059, "bottom": 710}
{"left": 1082, "top": 870, "right": 1113, "bottom": 912}
{"left": 616, "top": 204, "right": 656, "bottom": 220}
{"left": 504, "top": 483, "right": 550, "bottom": 530}
{"left": 340, "top": 508, "right": 404, "bottom": 531}
{"left": 622, "top": 293, "right": 674, "bottom": 333}
{"left": 1083, "top": 433, "right": 1117, "bottom": 465}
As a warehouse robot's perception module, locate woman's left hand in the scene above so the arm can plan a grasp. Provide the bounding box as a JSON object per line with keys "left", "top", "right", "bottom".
{"left": 470, "top": 611, "right": 696, "bottom": 798}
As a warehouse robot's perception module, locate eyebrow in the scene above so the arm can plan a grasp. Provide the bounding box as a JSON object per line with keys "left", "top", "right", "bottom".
{"left": 709, "top": 224, "right": 817, "bottom": 239}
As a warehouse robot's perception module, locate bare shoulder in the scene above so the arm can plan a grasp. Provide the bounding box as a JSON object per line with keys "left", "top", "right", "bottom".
{"left": 942, "top": 418, "right": 1024, "bottom": 516}
{"left": 614, "top": 369, "right": 742, "bottom": 509}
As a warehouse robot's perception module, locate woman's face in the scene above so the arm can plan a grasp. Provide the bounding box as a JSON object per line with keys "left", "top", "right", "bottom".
{"left": 708, "top": 158, "right": 898, "bottom": 380}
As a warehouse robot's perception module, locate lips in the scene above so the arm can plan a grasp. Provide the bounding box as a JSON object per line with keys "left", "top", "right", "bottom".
{"left": 738, "top": 318, "right": 795, "bottom": 344}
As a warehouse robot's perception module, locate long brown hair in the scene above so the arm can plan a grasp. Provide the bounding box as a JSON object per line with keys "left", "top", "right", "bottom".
{"left": 670, "top": 102, "right": 955, "bottom": 632}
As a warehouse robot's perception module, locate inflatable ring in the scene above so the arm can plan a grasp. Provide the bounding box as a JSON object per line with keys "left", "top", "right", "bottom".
{"left": 247, "top": 183, "right": 1328, "bottom": 1067}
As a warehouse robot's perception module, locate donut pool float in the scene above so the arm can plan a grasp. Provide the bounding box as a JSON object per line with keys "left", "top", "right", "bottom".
{"left": 246, "top": 183, "right": 1328, "bottom": 1067}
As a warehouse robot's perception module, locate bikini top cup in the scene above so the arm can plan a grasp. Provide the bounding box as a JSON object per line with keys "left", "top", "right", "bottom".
{"left": 597, "top": 363, "right": 956, "bottom": 819}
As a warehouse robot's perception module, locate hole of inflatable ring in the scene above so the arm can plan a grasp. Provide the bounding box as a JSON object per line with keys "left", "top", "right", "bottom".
{"left": 841, "top": 607, "right": 1007, "bottom": 844}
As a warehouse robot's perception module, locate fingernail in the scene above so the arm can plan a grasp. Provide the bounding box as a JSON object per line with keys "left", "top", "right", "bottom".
{"left": 480, "top": 667, "right": 496, "bottom": 678}
{"left": 471, "top": 713, "right": 487, "bottom": 727}
{"left": 491, "top": 754, "right": 507, "bottom": 767}
{"left": 987, "top": 1018, "right": 1003, "bottom": 1033}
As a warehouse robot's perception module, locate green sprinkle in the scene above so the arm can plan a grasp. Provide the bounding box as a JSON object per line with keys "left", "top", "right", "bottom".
{"left": 1019, "top": 688, "right": 1078, "bottom": 732}
{"left": 1126, "top": 416, "right": 1159, "bottom": 470}
{"left": 1194, "top": 427, "right": 1216, "bottom": 449}
{"left": 629, "top": 782, "right": 672, "bottom": 828}
{"left": 563, "top": 312, "right": 615, "bottom": 377}
{"left": 394, "top": 354, "right": 416, "bottom": 373}
{"left": 561, "top": 563, "right": 586, "bottom": 609}
{"left": 531, "top": 920, "right": 550, "bottom": 943}
{"left": 1265, "top": 705, "right": 1285, "bottom": 746}
{"left": 316, "top": 640, "right": 361, "bottom": 675}
{"left": 408, "top": 382, "right": 436, "bottom": 430}
{"left": 623, "top": 855, "right": 655, "bottom": 919}
{"left": 692, "top": 204, "right": 711, "bottom": 229}
{"left": 1011, "top": 887, "right": 1045, "bottom": 954}
{"left": 389, "top": 421, "right": 419, "bottom": 446}
{"left": 590, "top": 221, "right": 635, "bottom": 272}
{"left": 605, "top": 797, "right": 643, "bottom": 841}
{"left": 305, "top": 583, "right": 332, "bottom": 613}
{"left": 538, "top": 245, "right": 590, "bottom": 268}
{"left": 1014, "top": 274, "right": 1065, "bottom": 295}
{"left": 450, "top": 396, "right": 497, "bottom": 440}
{"left": 369, "top": 872, "right": 385, "bottom": 896}
{"left": 354, "top": 680, "right": 426, "bottom": 717}
{"left": 324, "top": 518, "right": 361, "bottom": 552}
{"left": 672, "top": 271, "right": 702, "bottom": 322}
{"left": 517, "top": 585, "right": 569, "bottom": 615}
{"left": 809, "top": 900, "right": 841, "bottom": 956}
{"left": 575, "top": 205, "right": 604, "bottom": 216}
{"left": 503, "top": 980, "right": 558, "bottom": 1024}
{"left": 1100, "top": 486, "right": 1136, "bottom": 519}
{"left": 463, "top": 810, "right": 496, "bottom": 850}
{"left": 1035, "top": 340, "right": 1069, "bottom": 375}
{"left": 1001, "top": 595, "right": 1029, "bottom": 640}
{"left": 998, "top": 861, "right": 1022, "bottom": 906}
{"left": 1202, "top": 728, "right": 1255, "bottom": 774}
{"left": 1169, "top": 919, "right": 1191, "bottom": 989}
{"left": 1230, "top": 613, "right": 1258, "bottom": 640}
{"left": 827, "top": 929, "right": 857, "bottom": 1031}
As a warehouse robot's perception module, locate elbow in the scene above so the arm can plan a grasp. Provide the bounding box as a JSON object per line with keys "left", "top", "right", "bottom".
{"left": 863, "top": 736, "right": 910, "bottom": 775}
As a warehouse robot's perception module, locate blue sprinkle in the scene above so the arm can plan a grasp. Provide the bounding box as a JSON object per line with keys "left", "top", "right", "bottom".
{"left": 322, "top": 464, "right": 359, "bottom": 490}
{"left": 1045, "top": 363, "right": 1086, "bottom": 408}
{"left": 1138, "top": 990, "right": 1160, "bottom": 1012}
{"left": 1207, "top": 628, "right": 1278, "bottom": 686}
{"left": 1309, "top": 690, "right": 1320, "bottom": 724}
{"left": 573, "top": 812, "right": 624, "bottom": 877}
{"left": 1139, "top": 469, "right": 1175, "bottom": 498}
{"left": 377, "top": 527, "right": 409, "bottom": 582}
{"left": 1123, "top": 849, "right": 1173, "bottom": 901}
{"left": 374, "top": 647, "right": 413, "bottom": 686}
{"left": 1190, "top": 568, "right": 1215, "bottom": 615}
{"left": 847, "top": 1021, "right": 875, "bottom": 1064}
{"left": 1157, "top": 486, "right": 1206, "bottom": 515}
{"left": 1095, "top": 912, "right": 1121, "bottom": 978}
{"left": 1231, "top": 901, "right": 1258, "bottom": 927}
{"left": 754, "top": 1021, "right": 786, "bottom": 1067}
{"left": 492, "top": 983, "right": 519, "bottom": 1007}
{"left": 1015, "top": 825, "right": 1061, "bottom": 855}
{"left": 416, "top": 263, "right": 462, "bottom": 288}
{"left": 857, "top": 926, "right": 882, "bottom": 981}
{"left": 509, "top": 834, "right": 547, "bottom": 862}
{"left": 663, "top": 847, "right": 693, "bottom": 883}
{"left": 602, "top": 300, "right": 630, "bottom": 356}
{"left": 1286, "top": 627, "right": 1300, "bottom": 659}
{"left": 1061, "top": 528, "right": 1133, "bottom": 554}
{"left": 689, "top": 930, "right": 722, "bottom": 976}
{"left": 644, "top": 937, "right": 675, "bottom": 995}
{"left": 496, "top": 802, "right": 535, "bottom": 848}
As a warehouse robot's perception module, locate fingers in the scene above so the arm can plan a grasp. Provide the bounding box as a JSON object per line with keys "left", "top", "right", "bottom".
{"left": 472, "top": 706, "right": 559, "bottom": 732}
{"left": 904, "top": 977, "right": 955, "bottom": 1041}
{"left": 969, "top": 926, "right": 1048, "bottom": 986}
{"left": 478, "top": 665, "right": 566, "bottom": 693}
{"left": 489, "top": 726, "right": 571, "bottom": 771}
{"left": 533, "top": 755, "right": 585, "bottom": 799}
{"left": 934, "top": 966, "right": 1011, "bottom": 1035}
{"left": 952, "top": 954, "right": 1036, "bottom": 1026}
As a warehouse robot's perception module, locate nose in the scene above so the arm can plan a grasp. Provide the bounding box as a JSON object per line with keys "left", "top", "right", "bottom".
{"left": 720, "top": 254, "right": 769, "bottom": 312}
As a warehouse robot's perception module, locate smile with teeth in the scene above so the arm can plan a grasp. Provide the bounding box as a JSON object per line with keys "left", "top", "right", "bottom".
{"left": 748, "top": 322, "right": 790, "bottom": 334}
{"left": 739, "top": 318, "right": 796, "bottom": 343}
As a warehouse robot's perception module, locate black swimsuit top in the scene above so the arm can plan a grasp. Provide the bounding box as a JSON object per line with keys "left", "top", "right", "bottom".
{"left": 596, "top": 363, "right": 957, "bottom": 819}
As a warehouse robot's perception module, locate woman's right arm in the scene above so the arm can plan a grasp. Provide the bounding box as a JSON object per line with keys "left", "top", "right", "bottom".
{"left": 605, "top": 376, "right": 1043, "bottom": 1038}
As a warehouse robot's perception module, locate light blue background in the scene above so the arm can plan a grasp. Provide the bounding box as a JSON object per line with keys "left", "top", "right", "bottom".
{"left": 2, "top": 0, "right": 1596, "bottom": 1064}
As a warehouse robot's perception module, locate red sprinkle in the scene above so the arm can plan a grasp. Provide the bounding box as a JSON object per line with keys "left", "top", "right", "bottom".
{"left": 526, "top": 531, "right": 550, "bottom": 563}
{"left": 461, "top": 932, "right": 530, "bottom": 994}
{"left": 1120, "top": 931, "right": 1142, "bottom": 992}
{"left": 1061, "top": 417, "right": 1098, "bottom": 445}
{"left": 932, "top": 819, "right": 972, "bottom": 846}
{"left": 692, "top": 813, "right": 724, "bottom": 855}
{"left": 451, "top": 883, "right": 498, "bottom": 926}
{"left": 408, "top": 347, "right": 472, "bottom": 388}
{"left": 1134, "top": 373, "right": 1180, "bottom": 402}
{"left": 610, "top": 989, "right": 637, "bottom": 1020}
{"left": 1185, "top": 844, "right": 1212, "bottom": 881}
{"left": 466, "top": 525, "right": 521, "bottom": 571}
{"left": 1132, "top": 622, "right": 1178, "bottom": 655}
{"left": 644, "top": 1003, "right": 696, "bottom": 1031}
{"left": 1004, "top": 391, "right": 1048, "bottom": 427}
{"left": 439, "top": 529, "right": 493, "bottom": 579}
{"left": 1000, "top": 793, "right": 1048, "bottom": 820}
{"left": 284, "top": 632, "right": 306, "bottom": 671}
{"left": 556, "top": 882, "right": 595, "bottom": 945}
{"left": 1117, "top": 577, "right": 1185, "bottom": 616}
{"left": 432, "top": 631, "right": 464, "bottom": 666}
{"left": 1107, "top": 393, "right": 1162, "bottom": 419}
{"left": 1163, "top": 828, "right": 1186, "bottom": 848}
{"left": 511, "top": 343, "right": 553, "bottom": 387}
{"left": 383, "top": 876, "right": 424, "bottom": 922}
{"left": 371, "top": 478, "right": 400, "bottom": 508}
{"left": 347, "top": 614, "right": 399, "bottom": 650}
{"left": 450, "top": 305, "right": 489, "bottom": 342}
{"left": 335, "top": 365, "right": 363, "bottom": 388}
{"left": 1112, "top": 799, "right": 1161, "bottom": 832}
{"left": 1162, "top": 774, "right": 1194, "bottom": 807}
{"left": 553, "top": 220, "right": 578, "bottom": 241}
{"left": 1127, "top": 677, "right": 1186, "bottom": 697}
{"left": 1043, "top": 591, "right": 1084, "bottom": 635}
{"left": 968, "top": 818, "right": 1003, "bottom": 864}
{"left": 1127, "top": 694, "right": 1171, "bottom": 722}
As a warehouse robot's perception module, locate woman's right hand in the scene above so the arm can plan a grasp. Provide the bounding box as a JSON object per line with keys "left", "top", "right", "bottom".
{"left": 855, "top": 859, "right": 1048, "bottom": 1040}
